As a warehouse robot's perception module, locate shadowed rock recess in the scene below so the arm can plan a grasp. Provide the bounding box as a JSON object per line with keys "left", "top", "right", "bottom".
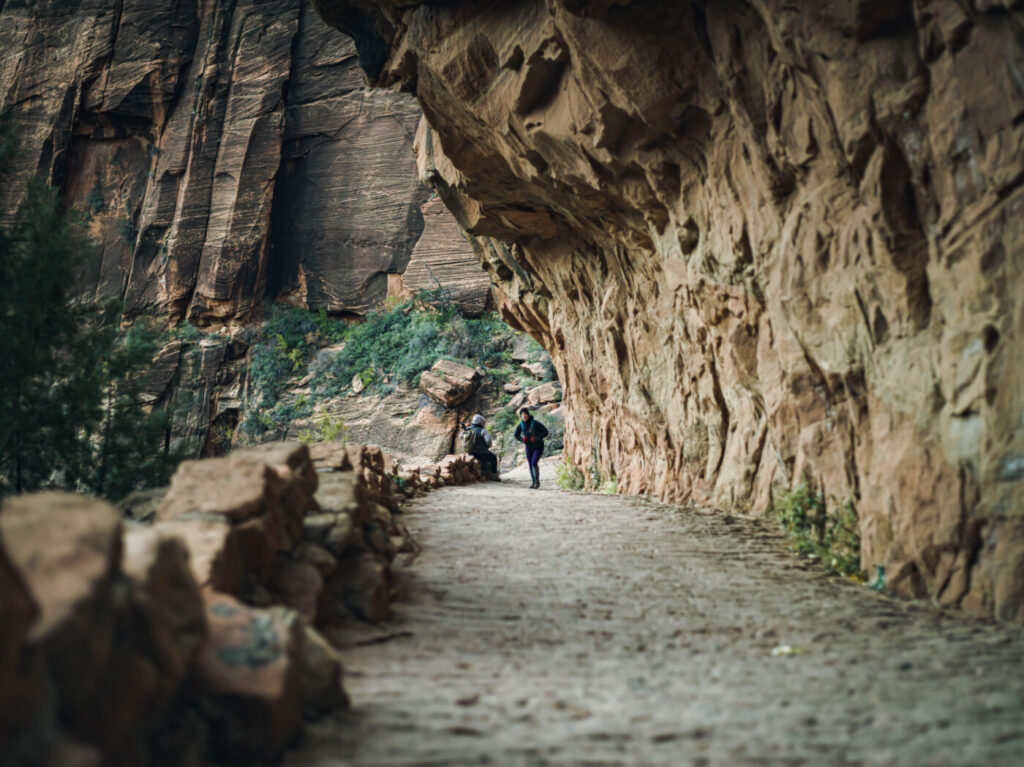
{"left": 313, "top": 1, "right": 1024, "bottom": 618}
{"left": 0, "top": 0, "right": 488, "bottom": 319}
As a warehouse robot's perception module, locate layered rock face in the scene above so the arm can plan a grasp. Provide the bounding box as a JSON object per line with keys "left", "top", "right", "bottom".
{"left": 315, "top": 1, "right": 1024, "bottom": 618}
{"left": 0, "top": 0, "right": 488, "bottom": 319}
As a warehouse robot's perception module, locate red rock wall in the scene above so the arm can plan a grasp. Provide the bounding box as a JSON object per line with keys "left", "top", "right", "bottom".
{"left": 314, "top": 0, "right": 1024, "bottom": 618}
{"left": 0, "top": 0, "right": 489, "bottom": 319}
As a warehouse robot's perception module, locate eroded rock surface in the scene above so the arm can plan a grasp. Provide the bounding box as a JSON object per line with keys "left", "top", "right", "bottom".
{"left": 315, "top": 0, "right": 1024, "bottom": 618}
{"left": 419, "top": 359, "right": 482, "bottom": 408}
{"left": 0, "top": 0, "right": 488, "bottom": 321}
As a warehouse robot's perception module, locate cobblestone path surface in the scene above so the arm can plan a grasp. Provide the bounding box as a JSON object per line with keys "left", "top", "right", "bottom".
{"left": 287, "top": 464, "right": 1024, "bottom": 766}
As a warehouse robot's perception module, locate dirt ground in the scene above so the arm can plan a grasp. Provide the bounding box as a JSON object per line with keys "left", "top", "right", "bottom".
{"left": 287, "top": 462, "right": 1024, "bottom": 766}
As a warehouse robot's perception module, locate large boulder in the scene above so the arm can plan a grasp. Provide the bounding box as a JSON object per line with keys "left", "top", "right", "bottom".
{"left": 159, "top": 515, "right": 246, "bottom": 596}
{"left": 525, "top": 381, "right": 561, "bottom": 408}
{"left": 418, "top": 359, "right": 481, "bottom": 407}
{"left": 191, "top": 593, "right": 303, "bottom": 763}
{"left": 299, "top": 389, "right": 459, "bottom": 467}
{"left": 121, "top": 527, "right": 207, "bottom": 687}
{"left": 0, "top": 528, "right": 40, "bottom": 759}
{"left": 0, "top": 493, "right": 210, "bottom": 765}
{"left": 322, "top": 553, "right": 391, "bottom": 624}
{"left": 157, "top": 442, "right": 318, "bottom": 527}
{"left": 156, "top": 443, "right": 319, "bottom": 594}
{"left": 0, "top": 493, "right": 123, "bottom": 728}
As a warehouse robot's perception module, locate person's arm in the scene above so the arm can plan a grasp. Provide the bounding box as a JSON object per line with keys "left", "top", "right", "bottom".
{"left": 536, "top": 421, "right": 549, "bottom": 440}
{"left": 483, "top": 428, "right": 492, "bottom": 447}
{"left": 514, "top": 423, "right": 524, "bottom": 442}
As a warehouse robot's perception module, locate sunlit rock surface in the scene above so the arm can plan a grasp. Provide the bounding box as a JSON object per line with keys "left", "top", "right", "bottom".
{"left": 315, "top": 0, "right": 1024, "bottom": 618}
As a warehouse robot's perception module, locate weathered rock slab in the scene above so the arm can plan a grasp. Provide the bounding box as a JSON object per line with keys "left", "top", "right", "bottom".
{"left": 419, "top": 359, "right": 481, "bottom": 407}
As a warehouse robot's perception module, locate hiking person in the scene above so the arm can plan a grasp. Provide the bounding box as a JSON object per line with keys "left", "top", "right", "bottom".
{"left": 462, "top": 414, "right": 499, "bottom": 480}
{"left": 514, "top": 407, "right": 548, "bottom": 489}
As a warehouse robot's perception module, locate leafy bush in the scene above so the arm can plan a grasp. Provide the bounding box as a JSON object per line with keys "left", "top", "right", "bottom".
{"left": 314, "top": 308, "right": 346, "bottom": 344}
{"left": 311, "top": 304, "right": 440, "bottom": 395}
{"left": 241, "top": 299, "right": 528, "bottom": 445}
{"left": 299, "top": 414, "right": 348, "bottom": 445}
{"left": 173, "top": 321, "right": 203, "bottom": 342}
{"left": 492, "top": 407, "right": 520, "bottom": 434}
{"left": 311, "top": 301, "right": 514, "bottom": 397}
{"left": 543, "top": 409, "right": 565, "bottom": 455}
{"left": 555, "top": 459, "right": 585, "bottom": 491}
{"left": 774, "top": 483, "right": 862, "bottom": 577}
{"left": 242, "top": 303, "right": 324, "bottom": 435}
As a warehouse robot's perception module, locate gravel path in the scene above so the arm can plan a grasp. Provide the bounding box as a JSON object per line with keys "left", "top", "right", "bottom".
{"left": 288, "top": 463, "right": 1024, "bottom": 766}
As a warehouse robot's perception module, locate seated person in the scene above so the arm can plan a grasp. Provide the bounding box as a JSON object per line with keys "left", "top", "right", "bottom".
{"left": 466, "top": 413, "right": 499, "bottom": 480}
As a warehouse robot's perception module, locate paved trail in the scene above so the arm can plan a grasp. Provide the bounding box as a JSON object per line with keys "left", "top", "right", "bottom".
{"left": 288, "top": 464, "right": 1024, "bottom": 766}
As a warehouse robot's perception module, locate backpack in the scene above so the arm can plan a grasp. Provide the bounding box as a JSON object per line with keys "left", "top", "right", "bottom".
{"left": 459, "top": 425, "right": 487, "bottom": 454}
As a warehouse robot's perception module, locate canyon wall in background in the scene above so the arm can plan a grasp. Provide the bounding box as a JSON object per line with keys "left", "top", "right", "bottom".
{"left": 315, "top": 0, "right": 1024, "bottom": 618}
{"left": 0, "top": 0, "right": 493, "bottom": 459}
{"left": 0, "top": 0, "right": 489, "bottom": 320}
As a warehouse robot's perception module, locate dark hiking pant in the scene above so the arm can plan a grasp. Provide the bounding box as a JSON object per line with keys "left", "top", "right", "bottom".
{"left": 526, "top": 443, "right": 543, "bottom": 485}
{"left": 472, "top": 450, "right": 498, "bottom": 477}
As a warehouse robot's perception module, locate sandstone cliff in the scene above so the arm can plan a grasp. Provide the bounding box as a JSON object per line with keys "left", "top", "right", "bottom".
{"left": 0, "top": 0, "right": 488, "bottom": 319}
{"left": 315, "top": 0, "right": 1024, "bottom": 619}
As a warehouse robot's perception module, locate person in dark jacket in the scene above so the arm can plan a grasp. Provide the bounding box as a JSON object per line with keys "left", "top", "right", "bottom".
{"left": 513, "top": 407, "right": 548, "bottom": 489}
{"left": 467, "top": 413, "right": 499, "bottom": 480}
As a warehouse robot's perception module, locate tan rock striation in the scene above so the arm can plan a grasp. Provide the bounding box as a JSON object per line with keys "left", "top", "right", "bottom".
{"left": 315, "top": 1, "right": 1024, "bottom": 618}
{"left": 0, "top": 0, "right": 488, "bottom": 320}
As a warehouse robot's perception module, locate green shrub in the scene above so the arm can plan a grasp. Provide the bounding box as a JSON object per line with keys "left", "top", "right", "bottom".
{"left": 173, "top": 321, "right": 203, "bottom": 343}
{"left": 773, "top": 483, "right": 862, "bottom": 577}
{"left": 241, "top": 300, "right": 524, "bottom": 442}
{"left": 312, "top": 302, "right": 514, "bottom": 397}
{"left": 543, "top": 409, "right": 565, "bottom": 455}
{"left": 242, "top": 303, "right": 323, "bottom": 435}
{"left": 314, "top": 308, "right": 346, "bottom": 344}
{"left": 555, "top": 459, "right": 585, "bottom": 491}
{"left": 299, "top": 414, "right": 348, "bottom": 445}
{"left": 117, "top": 216, "right": 136, "bottom": 244}
{"left": 492, "top": 407, "right": 520, "bottom": 433}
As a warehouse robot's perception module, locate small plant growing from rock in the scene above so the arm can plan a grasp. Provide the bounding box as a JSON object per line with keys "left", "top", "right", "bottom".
{"left": 299, "top": 414, "right": 348, "bottom": 445}
{"left": 773, "top": 483, "right": 862, "bottom": 578}
{"left": 117, "top": 216, "right": 136, "bottom": 244}
{"left": 555, "top": 459, "right": 585, "bottom": 491}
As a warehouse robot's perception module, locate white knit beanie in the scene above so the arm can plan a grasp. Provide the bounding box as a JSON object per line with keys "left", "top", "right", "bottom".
{"left": 471, "top": 414, "right": 485, "bottom": 426}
